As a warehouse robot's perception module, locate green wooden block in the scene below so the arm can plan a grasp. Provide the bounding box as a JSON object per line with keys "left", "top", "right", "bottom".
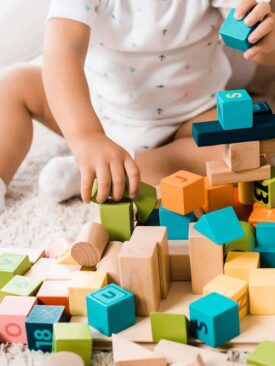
{"left": 53, "top": 323, "right": 92, "bottom": 366}
{"left": 254, "top": 167, "right": 275, "bottom": 208}
{"left": 100, "top": 199, "right": 134, "bottom": 241}
{"left": 225, "top": 221, "right": 255, "bottom": 254}
{"left": 247, "top": 341, "right": 275, "bottom": 365}
{"left": 0, "top": 253, "right": 31, "bottom": 288}
{"left": 0, "top": 275, "right": 42, "bottom": 301}
{"left": 150, "top": 312, "right": 189, "bottom": 344}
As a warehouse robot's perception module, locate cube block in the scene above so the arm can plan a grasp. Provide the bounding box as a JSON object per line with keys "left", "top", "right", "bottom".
{"left": 224, "top": 251, "right": 260, "bottom": 281}
{"left": 256, "top": 222, "right": 275, "bottom": 248}
{"left": 0, "top": 253, "right": 31, "bottom": 288}
{"left": 36, "top": 280, "right": 70, "bottom": 315}
{"left": 0, "top": 275, "right": 42, "bottom": 301}
{"left": 254, "top": 166, "right": 275, "bottom": 208}
{"left": 202, "top": 177, "right": 234, "bottom": 213}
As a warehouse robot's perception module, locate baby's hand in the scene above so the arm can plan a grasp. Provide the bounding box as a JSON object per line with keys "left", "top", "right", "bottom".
{"left": 235, "top": 0, "right": 275, "bottom": 64}
{"left": 73, "top": 133, "right": 140, "bottom": 203}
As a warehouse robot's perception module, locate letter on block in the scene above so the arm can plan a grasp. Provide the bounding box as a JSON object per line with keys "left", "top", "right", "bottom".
{"left": 224, "top": 252, "right": 260, "bottom": 281}
{"left": 0, "top": 296, "right": 37, "bottom": 344}
{"left": 225, "top": 221, "right": 255, "bottom": 253}
{"left": 169, "top": 240, "right": 191, "bottom": 281}
{"left": 189, "top": 292, "right": 240, "bottom": 347}
{"left": 150, "top": 312, "right": 189, "bottom": 344}
{"left": 25, "top": 305, "right": 67, "bottom": 352}
{"left": 203, "top": 274, "right": 248, "bottom": 319}
{"left": 249, "top": 269, "right": 275, "bottom": 315}
{"left": 246, "top": 341, "right": 275, "bottom": 366}
{"left": 0, "top": 253, "right": 31, "bottom": 288}
{"left": 118, "top": 242, "right": 161, "bottom": 316}
{"left": 86, "top": 283, "right": 135, "bottom": 336}
{"left": 202, "top": 177, "right": 234, "bottom": 213}
{"left": 0, "top": 275, "right": 42, "bottom": 301}
{"left": 53, "top": 323, "right": 92, "bottom": 366}
{"left": 160, "top": 170, "right": 205, "bottom": 215}
{"left": 256, "top": 222, "right": 275, "bottom": 248}
{"left": 36, "top": 280, "right": 70, "bottom": 316}
{"left": 223, "top": 141, "right": 260, "bottom": 172}
{"left": 189, "top": 223, "right": 224, "bottom": 294}
{"left": 254, "top": 166, "right": 275, "bottom": 208}
{"left": 68, "top": 271, "right": 108, "bottom": 316}
{"left": 96, "top": 241, "right": 123, "bottom": 285}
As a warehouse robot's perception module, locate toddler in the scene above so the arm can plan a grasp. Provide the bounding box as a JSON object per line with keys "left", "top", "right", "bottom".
{"left": 0, "top": 0, "right": 274, "bottom": 212}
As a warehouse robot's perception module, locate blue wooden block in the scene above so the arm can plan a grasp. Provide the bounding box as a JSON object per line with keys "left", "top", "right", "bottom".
{"left": 254, "top": 247, "right": 275, "bottom": 268}
{"left": 192, "top": 113, "right": 275, "bottom": 147}
{"left": 159, "top": 204, "right": 195, "bottom": 240}
{"left": 86, "top": 284, "right": 135, "bottom": 336}
{"left": 25, "top": 305, "right": 67, "bottom": 352}
{"left": 256, "top": 223, "right": 275, "bottom": 248}
{"left": 143, "top": 208, "right": 160, "bottom": 226}
{"left": 194, "top": 206, "right": 244, "bottom": 245}
{"left": 217, "top": 89, "right": 252, "bottom": 130}
{"left": 219, "top": 8, "right": 256, "bottom": 52}
{"left": 253, "top": 101, "right": 272, "bottom": 115}
{"left": 189, "top": 292, "right": 240, "bottom": 347}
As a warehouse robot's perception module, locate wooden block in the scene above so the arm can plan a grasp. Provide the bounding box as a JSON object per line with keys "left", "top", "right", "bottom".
{"left": 25, "top": 258, "right": 56, "bottom": 280}
{"left": 47, "top": 237, "right": 74, "bottom": 259}
{"left": 96, "top": 241, "right": 123, "bottom": 285}
{"left": 224, "top": 251, "right": 260, "bottom": 282}
{"left": 206, "top": 158, "right": 271, "bottom": 186}
{"left": 189, "top": 223, "right": 223, "bottom": 294}
{"left": 253, "top": 101, "right": 272, "bottom": 116}
{"left": 202, "top": 177, "right": 234, "bottom": 213}
{"left": 0, "top": 253, "right": 31, "bottom": 288}
{"left": 256, "top": 222, "right": 275, "bottom": 248}
{"left": 25, "top": 305, "right": 67, "bottom": 352}
{"left": 233, "top": 187, "right": 253, "bottom": 221}
{"left": 142, "top": 208, "right": 160, "bottom": 226}
{"left": 68, "top": 270, "right": 108, "bottom": 316}
{"left": 53, "top": 323, "right": 92, "bottom": 366}
{"left": 112, "top": 334, "right": 167, "bottom": 366}
{"left": 56, "top": 251, "right": 79, "bottom": 265}
{"left": 168, "top": 240, "right": 191, "bottom": 281}
{"left": 249, "top": 202, "right": 275, "bottom": 225}
{"left": 238, "top": 182, "right": 254, "bottom": 205}
{"left": 203, "top": 274, "right": 248, "bottom": 319}
{"left": 150, "top": 312, "right": 189, "bottom": 344}
{"left": 249, "top": 269, "right": 275, "bottom": 315}
{"left": 129, "top": 226, "right": 170, "bottom": 299}
{"left": 45, "top": 352, "right": 84, "bottom": 366}
{"left": 0, "top": 275, "right": 42, "bottom": 301}
{"left": 225, "top": 221, "right": 255, "bottom": 253}
{"left": 0, "top": 296, "right": 37, "bottom": 344}
{"left": 36, "top": 280, "right": 70, "bottom": 316}
{"left": 222, "top": 141, "right": 260, "bottom": 172}
{"left": 118, "top": 241, "right": 161, "bottom": 316}
{"left": 0, "top": 247, "right": 46, "bottom": 264}
{"left": 246, "top": 341, "right": 275, "bottom": 365}
{"left": 71, "top": 222, "right": 109, "bottom": 267}
{"left": 189, "top": 292, "right": 240, "bottom": 347}
{"left": 87, "top": 283, "right": 135, "bottom": 336}
{"left": 253, "top": 166, "right": 275, "bottom": 208}
{"left": 160, "top": 170, "right": 205, "bottom": 215}
{"left": 260, "top": 139, "right": 275, "bottom": 154}
{"left": 254, "top": 246, "right": 275, "bottom": 268}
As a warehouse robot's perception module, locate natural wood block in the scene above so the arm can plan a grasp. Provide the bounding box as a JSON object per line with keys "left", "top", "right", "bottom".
{"left": 56, "top": 251, "right": 79, "bottom": 265}
{"left": 118, "top": 241, "right": 161, "bottom": 316}
{"left": 222, "top": 141, "right": 260, "bottom": 172}
{"left": 168, "top": 240, "right": 191, "bottom": 281}
{"left": 202, "top": 177, "right": 234, "bottom": 213}
{"left": 0, "top": 275, "right": 42, "bottom": 301}
{"left": 96, "top": 241, "right": 123, "bottom": 285}
{"left": 0, "top": 296, "right": 37, "bottom": 344}
{"left": 188, "top": 223, "right": 224, "bottom": 294}
{"left": 68, "top": 270, "right": 108, "bottom": 316}
{"left": 45, "top": 352, "right": 84, "bottom": 366}
{"left": 224, "top": 252, "right": 260, "bottom": 282}
{"left": 129, "top": 226, "right": 170, "bottom": 299}
{"left": 160, "top": 170, "right": 205, "bottom": 215}
{"left": 0, "top": 247, "right": 46, "bottom": 264}
{"left": 249, "top": 269, "right": 275, "bottom": 315}
{"left": 203, "top": 274, "right": 248, "bottom": 319}
{"left": 260, "top": 139, "right": 275, "bottom": 154}
{"left": 249, "top": 202, "right": 275, "bottom": 225}
{"left": 238, "top": 182, "right": 254, "bottom": 205}
{"left": 0, "top": 253, "right": 31, "bottom": 288}
{"left": 112, "top": 334, "right": 167, "bottom": 366}
{"left": 47, "top": 238, "right": 74, "bottom": 259}
{"left": 206, "top": 157, "right": 271, "bottom": 185}
{"left": 71, "top": 222, "right": 109, "bottom": 267}
{"left": 36, "top": 280, "right": 70, "bottom": 316}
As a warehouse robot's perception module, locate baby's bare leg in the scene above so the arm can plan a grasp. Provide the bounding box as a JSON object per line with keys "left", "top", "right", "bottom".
{"left": 136, "top": 108, "right": 223, "bottom": 185}
{"left": 0, "top": 64, "right": 62, "bottom": 185}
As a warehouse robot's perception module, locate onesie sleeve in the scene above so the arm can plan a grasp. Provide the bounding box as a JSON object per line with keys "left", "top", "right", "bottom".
{"left": 47, "top": 0, "right": 100, "bottom": 28}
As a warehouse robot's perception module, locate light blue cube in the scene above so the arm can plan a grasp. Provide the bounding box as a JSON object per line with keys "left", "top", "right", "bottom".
{"left": 86, "top": 284, "right": 135, "bottom": 336}
{"left": 256, "top": 223, "right": 275, "bottom": 248}
{"left": 189, "top": 292, "right": 240, "bottom": 347}
{"left": 219, "top": 8, "right": 256, "bottom": 52}
{"left": 159, "top": 204, "right": 195, "bottom": 240}
{"left": 216, "top": 89, "right": 253, "bottom": 130}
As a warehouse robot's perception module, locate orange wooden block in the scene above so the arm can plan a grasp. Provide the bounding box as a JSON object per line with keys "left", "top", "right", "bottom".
{"left": 249, "top": 202, "right": 275, "bottom": 225}
{"left": 36, "top": 280, "right": 70, "bottom": 316}
{"left": 202, "top": 177, "right": 234, "bottom": 213}
{"left": 233, "top": 188, "right": 253, "bottom": 222}
{"left": 160, "top": 170, "right": 204, "bottom": 215}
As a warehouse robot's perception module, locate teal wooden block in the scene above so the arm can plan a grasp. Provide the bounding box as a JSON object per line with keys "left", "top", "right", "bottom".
{"left": 53, "top": 323, "right": 92, "bottom": 366}
{"left": 0, "top": 253, "right": 31, "bottom": 288}
{"left": 254, "top": 167, "right": 275, "bottom": 208}
{"left": 247, "top": 341, "right": 275, "bottom": 365}
{"left": 256, "top": 223, "right": 275, "bottom": 248}
{"left": 159, "top": 204, "right": 195, "bottom": 240}
{"left": 150, "top": 312, "right": 189, "bottom": 344}
{"left": 216, "top": 89, "right": 252, "bottom": 130}
{"left": 225, "top": 221, "right": 255, "bottom": 253}
{"left": 189, "top": 292, "right": 240, "bottom": 347}
{"left": 86, "top": 284, "right": 135, "bottom": 336}
{"left": 142, "top": 208, "right": 160, "bottom": 226}
{"left": 100, "top": 199, "right": 134, "bottom": 241}
{"left": 194, "top": 206, "right": 244, "bottom": 245}
{"left": 254, "top": 247, "right": 275, "bottom": 268}
{"left": 25, "top": 305, "right": 67, "bottom": 352}
{"left": 219, "top": 8, "right": 256, "bottom": 52}
{"left": 0, "top": 275, "right": 42, "bottom": 301}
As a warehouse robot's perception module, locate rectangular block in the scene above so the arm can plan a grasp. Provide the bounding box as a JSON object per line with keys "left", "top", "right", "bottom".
{"left": 0, "top": 247, "right": 46, "bottom": 264}
{"left": 253, "top": 101, "right": 272, "bottom": 116}
{"left": 202, "top": 177, "right": 234, "bottom": 213}
{"left": 118, "top": 241, "right": 161, "bottom": 316}
{"left": 0, "top": 275, "right": 42, "bottom": 301}
{"left": 96, "top": 241, "right": 123, "bottom": 285}
{"left": 222, "top": 141, "right": 260, "bottom": 172}
{"left": 189, "top": 223, "right": 224, "bottom": 294}
{"left": 249, "top": 269, "right": 275, "bottom": 315}
{"left": 224, "top": 252, "right": 260, "bottom": 282}
{"left": 260, "top": 139, "right": 275, "bottom": 155}
{"left": 0, "top": 253, "right": 31, "bottom": 288}
{"left": 36, "top": 280, "right": 70, "bottom": 316}
{"left": 249, "top": 202, "right": 275, "bottom": 225}
{"left": 254, "top": 166, "right": 275, "bottom": 208}
{"left": 129, "top": 226, "right": 170, "bottom": 299}
{"left": 168, "top": 240, "right": 191, "bottom": 281}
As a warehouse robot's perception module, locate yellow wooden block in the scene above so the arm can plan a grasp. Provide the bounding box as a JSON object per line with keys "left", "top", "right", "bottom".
{"left": 238, "top": 182, "right": 254, "bottom": 205}
{"left": 249, "top": 269, "right": 275, "bottom": 315}
{"left": 56, "top": 250, "right": 79, "bottom": 265}
{"left": 68, "top": 271, "right": 108, "bottom": 316}
{"left": 203, "top": 274, "right": 248, "bottom": 319}
{"left": 224, "top": 252, "right": 260, "bottom": 282}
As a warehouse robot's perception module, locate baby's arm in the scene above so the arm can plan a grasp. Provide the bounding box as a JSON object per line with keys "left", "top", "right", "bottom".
{"left": 43, "top": 19, "right": 140, "bottom": 203}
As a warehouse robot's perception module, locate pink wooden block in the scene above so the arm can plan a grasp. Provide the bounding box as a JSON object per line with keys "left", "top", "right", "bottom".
{"left": 47, "top": 238, "right": 74, "bottom": 259}
{"left": 36, "top": 280, "right": 70, "bottom": 315}
{"left": 0, "top": 296, "right": 37, "bottom": 344}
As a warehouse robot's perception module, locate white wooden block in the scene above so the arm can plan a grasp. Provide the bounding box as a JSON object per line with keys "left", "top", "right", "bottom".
{"left": 168, "top": 240, "right": 191, "bottom": 281}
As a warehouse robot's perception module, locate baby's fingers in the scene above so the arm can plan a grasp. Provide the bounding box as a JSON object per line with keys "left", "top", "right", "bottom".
{"left": 124, "top": 157, "right": 140, "bottom": 199}
{"left": 248, "top": 14, "right": 274, "bottom": 43}
{"left": 244, "top": 1, "right": 271, "bottom": 26}
{"left": 81, "top": 168, "right": 95, "bottom": 203}
{"left": 96, "top": 165, "right": 112, "bottom": 203}
{"left": 110, "top": 160, "right": 126, "bottom": 201}
{"left": 235, "top": 0, "right": 257, "bottom": 20}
